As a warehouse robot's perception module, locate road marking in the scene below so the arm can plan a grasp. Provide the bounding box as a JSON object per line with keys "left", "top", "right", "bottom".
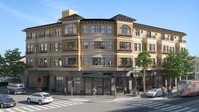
{"left": 12, "top": 108, "right": 26, "bottom": 112}
{"left": 3, "top": 109, "right": 15, "bottom": 112}
{"left": 34, "top": 105, "right": 49, "bottom": 109}
{"left": 173, "top": 107, "right": 190, "bottom": 112}
{"left": 27, "top": 105, "right": 42, "bottom": 110}
{"left": 20, "top": 107, "right": 34, "bottom": 111}
{"left": 186, "top": 109, "right": 198, "bottom": 112}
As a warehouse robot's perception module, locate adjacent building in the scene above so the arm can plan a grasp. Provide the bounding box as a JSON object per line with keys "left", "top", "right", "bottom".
{"left": 23, "top": 10, "right": 186, "bottom": 95}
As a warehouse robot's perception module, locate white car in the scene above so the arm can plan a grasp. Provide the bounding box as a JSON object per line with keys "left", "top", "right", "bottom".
{"left": 146, "top": 88, "right": 163, "bottom": 97}
{"left": 27, "top": 92, "right": 53, "bottom": 105}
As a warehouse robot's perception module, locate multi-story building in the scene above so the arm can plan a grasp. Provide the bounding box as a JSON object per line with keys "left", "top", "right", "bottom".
{"left": 194, "top": 57, "right": 199, "bottom": 79}
{"left": 23, "top": 10, "right": 186, "bottom": 95}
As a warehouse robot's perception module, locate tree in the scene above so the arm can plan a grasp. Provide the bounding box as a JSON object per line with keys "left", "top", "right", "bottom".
{"left": 136, "top": 51, "right": 152, "bottom": 93}
{"left": 3, "top": 48, "right": 25, "bottom": 78}
{"left": 163, "top": 50, "right": 195, "bottom": 86}
{"left": 0, "top": 54, "right": 6, "bottom": 76}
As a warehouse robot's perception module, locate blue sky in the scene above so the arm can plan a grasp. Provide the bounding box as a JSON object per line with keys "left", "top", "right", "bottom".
{"left": 0, "top": 0, "right": 198, "bottom": 56}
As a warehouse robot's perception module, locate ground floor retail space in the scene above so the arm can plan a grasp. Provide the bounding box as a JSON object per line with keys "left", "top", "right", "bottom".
{"left": 25, "top": 70, "right": 178, "bottom": 95}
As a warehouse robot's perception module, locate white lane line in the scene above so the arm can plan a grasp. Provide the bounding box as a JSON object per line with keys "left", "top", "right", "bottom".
{"left": 42, "top": 104, "right": 56, "bottom": 109}
{"left": 161, "top": 105, "right": 182, "bottom": 111}
{"left": 186, "top": 109, "right": 198, "bottom": 112}
{"left": 153, "top": 104, "right": 170, "bottom": 109}
{"left": 34, "top": 105, "right": 49, "bottom": 109}
{"left": 20, "top": 107, "right": 34, "bottom": 111}
{"left": 173, "top": 107, "right": 191, "bottom": 112}
{"left": 27, "top": 105, "right": 42, "bottom": 110}
{"left": 12, "top": 108, "right": 26, "bottom": 112}
{"left": 3, "top": 109, "right": 15, "bottom": 112}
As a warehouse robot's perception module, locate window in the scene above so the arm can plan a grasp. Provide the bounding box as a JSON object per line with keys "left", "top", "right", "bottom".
{"left": 39, "top": 58, "right": 47, "bottom": 66}
{"left": 120, "top": 42, "right": 131, "bottom": 50}
{"left": 83, "top": 41, "right": 89, "bottom": 49}
{"left": 63, "top": 41, "right": 77, "bottom": 50}
{"left": 55, "top": 28, "right": 61, "bottom": 36}
{"left": 82, "top": 25, "right": 88, "bottom": 34}
{"left": 40, "top": 43, "right": 47, "bottom": 52}
{"left": 64, "top": 24, "right": 77, "bottom": 34}
{"left": 135, "top": 29, "right": 140, "bottom": 36}
{"left": 134, "top": 43, "right": 137, "bottom": 51}
{"left": 90, "top": 41, "right": 105, "bottom": 49}
{"left": 119, "top": 58, "right": 132, "bottom": 66}
{"left": 54, "top": 43, "right": 61, "bottom": 51}
{"left": 149, "top": 44, "right": 155, "bottom": 51}
{"left": 107, "top": 57, "right": 113, "bottom": 66}
{"left": 138, "top": 43, "right": 141, "bottom": 51}
{"left": 44, "top": 30, "right": 50, "bottom": 37}
{"left": 170, "top": 35, "right": 174, "bottom": 41}
{"left": 119, "top": 24, "right": 131, "bottom": 35}
{"left": 26, "top": 58, "right": 33, "bottom": 66}
{"left": 92, "top": 57, "right": 105, "bottom": 65}
{"left": 197, "top": 63, "right": 199, "bottom": 72}
{"left": 152, "top": 58, "right": 156, "bottom": 66}
{"left": 147, "top": 31, "right": 151, "bottom": 38}
{"left": 107, "top": 26, "right": 113, "bottom": 34}
{"left": 63, "top": 57, "right": 77, "bottom": 66}
{"left": 161, "top": 33, "right": 165, "bottom": 40}
{"left": 31, "top": 32, "right": 36, "bottom": 39}
{"left": 54, "top": 58, "right": 62, "bottom": 66}
{"left": 107, "top": 41, "right": 113, "bottom": 50}
{"left": 27, "top": 44, "right": 34, "bottom": 52}
{"left": 91, "top": 25, "right": 105, "bottom": 33}
{"left": 83, "top": 57, "right": 89, "bottom": 65}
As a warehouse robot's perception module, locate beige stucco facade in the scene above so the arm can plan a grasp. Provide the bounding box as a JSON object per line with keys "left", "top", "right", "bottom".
{"left": 23, "top": 10, "right": 186, "bottom": 95}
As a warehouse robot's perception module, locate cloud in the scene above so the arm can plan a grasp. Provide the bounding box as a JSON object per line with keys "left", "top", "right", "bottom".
{"left": 0, "top": 2, "right": 52, "bottom": 24}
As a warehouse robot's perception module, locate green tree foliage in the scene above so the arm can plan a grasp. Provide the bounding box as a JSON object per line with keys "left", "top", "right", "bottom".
{"left": 163, "top": 50, "right": 195, "bottom": 80}
{"left": 136, "top": 51, "right": 152, "bottom": 93}
{"left": 0, "top": 54, "right": 6, "bottom": 76}
{"left": 1, "top": 48, "right": 25, "bottom": 78}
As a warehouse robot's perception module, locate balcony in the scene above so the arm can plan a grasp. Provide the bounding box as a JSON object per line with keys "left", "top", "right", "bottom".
{"left": 63, "top": 48, "right": 78, "bottom": 52}
{"left": 25, "top": 65, "right": 34, "bottom": 68}
{"left": 37, "top": 65, "right": 48, "bottom": 68}
{"left": 117, "top": 34, "right": 132, "bottom": 37}
{"left": 26, "top": 51, "right": 34, "bottom": 54}
{"left": 26, "top": 36, "right": 32, "bottom": 40}
{"left": 179, "top": 40, "right": 186, "bottom": 43}
{"left": 63, "top": 34, "right": 78, "bottom": 37}
{"left": 148, "top": 50, "right": 156, "bottom": 53}
{"left": 118, "top": 65, "right": 132, "bottom": 67}
{"left": 146, "top": 35, "right": 156, "bottom": 39}
{"left": 117, "top": 49, "right": 132, "bottom": 52}
{"left": 39, "top": 51, "right": 48, "bottom": 53}
{"left": 63, "top": 64, "right": 77, "bottom": 68}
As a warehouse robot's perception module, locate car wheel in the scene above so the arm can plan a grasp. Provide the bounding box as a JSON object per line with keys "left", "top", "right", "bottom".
{"left": 0, "top": 103, "right": 4, "bottom": 108}
{"left": 38, "top": 100, "right": 42, "bottom": 105}
{"left": 27, "top": 98, "right": 31, "bottom": 103}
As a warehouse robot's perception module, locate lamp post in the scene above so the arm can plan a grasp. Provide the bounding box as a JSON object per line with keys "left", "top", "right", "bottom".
{"left": 133, "top": 74, "right": 139, "bottom": 96}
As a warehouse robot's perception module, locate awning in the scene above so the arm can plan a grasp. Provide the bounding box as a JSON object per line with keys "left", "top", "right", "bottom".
{"left": 126, "top": 70, "right": 144, "bottom": 77}
{"left": 82, "top": 72, "right": 113, "bottom": 78}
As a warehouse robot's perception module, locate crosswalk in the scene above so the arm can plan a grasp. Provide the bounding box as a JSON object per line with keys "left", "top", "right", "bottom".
{"left": 120, "top": 100, "right": 198, "bottom": 112}
{"left": 0, "top": 100, "right": 84, "bottom": 112}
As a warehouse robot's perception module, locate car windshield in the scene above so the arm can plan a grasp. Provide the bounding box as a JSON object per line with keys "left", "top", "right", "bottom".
{"left": 149, "top": 89, "right": 159, "bottom": 92}
{"left": 43, "top": 93, "right": 51, "bottom": 97}
{"left": 2, "top": 95, "right": 12, "bottom": 100}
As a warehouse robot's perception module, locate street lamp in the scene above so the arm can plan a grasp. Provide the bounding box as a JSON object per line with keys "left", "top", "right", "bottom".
{"left": 133, "top": 74, "right": 139, "bottom": 96}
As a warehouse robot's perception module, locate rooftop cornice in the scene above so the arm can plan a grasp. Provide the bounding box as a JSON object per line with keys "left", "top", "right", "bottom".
{"left": 134, "top": 23, "right": 186, "bottom": 36}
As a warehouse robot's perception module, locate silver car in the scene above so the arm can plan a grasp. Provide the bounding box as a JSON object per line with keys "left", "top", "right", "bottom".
{"left": 146, "top": 88, "right": 163, "bottom": 97}
{"left": 27, "top": 92, "right": 53, "bottom": 105}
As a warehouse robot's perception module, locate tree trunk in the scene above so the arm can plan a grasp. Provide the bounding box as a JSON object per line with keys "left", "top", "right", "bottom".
{"left": 143, "top": 68, "right": 146, "bottom": 93}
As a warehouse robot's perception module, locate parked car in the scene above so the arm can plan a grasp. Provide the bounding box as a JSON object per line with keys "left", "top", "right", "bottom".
{"left": 7, "top": 83, "right": 26, "bottom": 95}
{"left": 0, "top": 94, "right": 16, "bottom": 108}
{"left": 146, "top": 88, "right": 163, "bottom": 97}
{"left": 27, "top": 92, "right": 53, "bottom": 105}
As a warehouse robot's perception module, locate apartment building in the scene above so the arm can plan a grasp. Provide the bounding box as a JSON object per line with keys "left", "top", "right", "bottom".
{"left": 23, "top": 10, "right": 186, "bottom": 95}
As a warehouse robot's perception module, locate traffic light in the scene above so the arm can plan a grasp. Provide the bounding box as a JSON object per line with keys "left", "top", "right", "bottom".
{"left": 72, "top": 80, "right": 74, "bottom": 87}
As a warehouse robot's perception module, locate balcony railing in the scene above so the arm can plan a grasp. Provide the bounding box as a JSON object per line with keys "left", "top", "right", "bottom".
{"left": 117, "top": 49, "right": 132, "bottom": 52}
{"left": 179, "top": 40, "right": 186, "bottom": 43}
{"left": 26, "top": 51, "right": 34, "bottom": 54}
{"left": 117, "top": 33, "right": 132, "bottom": 37}
{"left": 37, "top": 65, "right": 48, "bottom": 68}
{"left": 146, "top": 35, "right": 156, "bottom": 39}
{"left": 39, "top": 51, "right": 48, "bottom": 53}
{"left": 63, "top": 64, "right": 77, "bottom": 68}
{"left": 63, "top": 34, "right": 78, "bottom": 37}
{"left": 148, "top": 50, "right": 156, "bottom": 53}
{"left": 63, "top": 48, "right": 78, "bottom": 52}
{"left": 118, "top": 65, "right": 132, "bottom": 67}
{"left": 25, "top": 65, "right": 34, "bottom": 68}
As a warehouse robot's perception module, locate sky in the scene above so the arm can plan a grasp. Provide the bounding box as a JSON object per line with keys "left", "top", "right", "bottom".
{"left": 0, "top": 0, "right": 198, "bottom": 56}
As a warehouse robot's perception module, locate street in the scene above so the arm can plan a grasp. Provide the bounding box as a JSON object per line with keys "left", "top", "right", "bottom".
{"left": 1, "top": 88, "right": 199, "bottom": 112}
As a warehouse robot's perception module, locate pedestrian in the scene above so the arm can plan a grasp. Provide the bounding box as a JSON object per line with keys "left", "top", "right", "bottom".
{"left": 93, "top": 87, "right": 97, "bottom": 96}
{"left": 64, "top": 86, "right": 67, "bottom": 96}
{"left": 161, "top": 86, "right": 166, "bottom": 97}
{"left": 137, "top": 85, "right": 140, "bottom": 94}
{"left": 167, "top": 86, "right": 172, "bottom": 97}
